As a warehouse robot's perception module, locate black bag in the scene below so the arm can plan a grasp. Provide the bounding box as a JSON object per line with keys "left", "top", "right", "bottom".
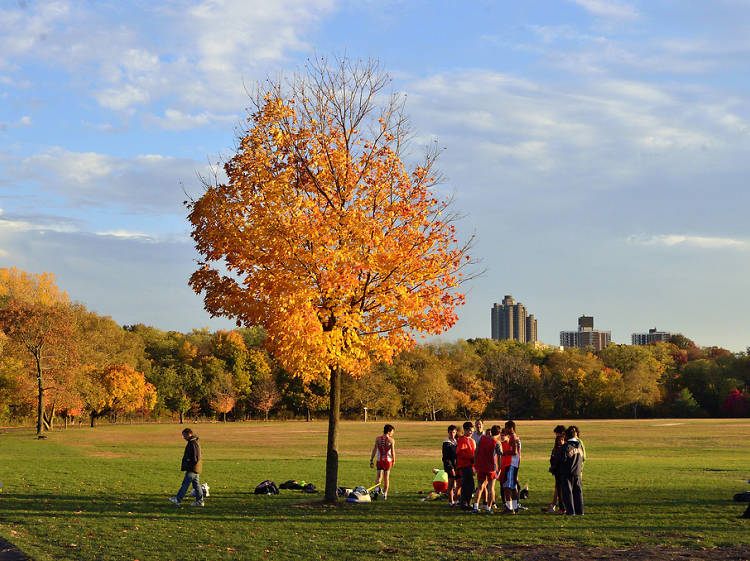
{"left": 302, "top": 483, "right": 318, "bottom": 494}
{"left": 254, "top": 480, "right": 279, "bottom": 495}
{"left": 279, "top": 480, "right": 297, "bottom": 490}
{"left": 733, "top": 491, "right": 750, "bottom": 502}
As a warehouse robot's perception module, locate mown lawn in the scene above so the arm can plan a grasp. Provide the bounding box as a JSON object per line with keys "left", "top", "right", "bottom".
{"left": 0, "top": 419, "right": 748, "bottom": 560}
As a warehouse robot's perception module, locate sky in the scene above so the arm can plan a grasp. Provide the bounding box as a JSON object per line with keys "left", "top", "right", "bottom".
{"left": 1, "top": 0, "right": 750, "bottom": 351}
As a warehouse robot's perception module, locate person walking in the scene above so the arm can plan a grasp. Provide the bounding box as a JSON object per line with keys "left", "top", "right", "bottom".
{"left": 169, "top": 427, "right": 204, "bottom": 507}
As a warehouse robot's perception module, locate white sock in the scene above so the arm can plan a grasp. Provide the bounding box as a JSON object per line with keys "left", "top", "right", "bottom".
{"left": 513, "top": 500, "right": 518, "bottom": 510}
{"left": 506, "top": 501, "right": 513, "bottom": 510}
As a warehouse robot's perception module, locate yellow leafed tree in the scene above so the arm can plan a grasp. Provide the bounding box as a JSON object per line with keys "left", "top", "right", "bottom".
{"left": 187, "top": 57, "right": 474, "bottom": 501}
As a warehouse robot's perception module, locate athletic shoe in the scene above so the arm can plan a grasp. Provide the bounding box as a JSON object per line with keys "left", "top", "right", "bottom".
{"left": 190, "top": 501, "right": 204, "bottom": 507}
{"left": 472, "top": 505, "right": 479, "bottom": 514}
{"left": 382, "top": 494, "right": 387, "bottom": 501}
{"left": 542, "top": 504, "right": 556, "bottom": 513}
{"left": 485, "top": 506, "right": 492, "bottom": 514}
{"left": 516, "top": 503, "right": 528, "bottom": 511}
{"left": 168, "top": 497, "right": 181, "bottom": 506}
{"left": 501, "top": 507, "right": 515, "bottom": 515}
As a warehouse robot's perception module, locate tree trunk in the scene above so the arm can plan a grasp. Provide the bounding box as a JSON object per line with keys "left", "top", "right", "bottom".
{"left": 264, "top": 409, "right": 269, "bottom": 422}
{"left": 324, "top": 366, "right": 342, "bottom": 503}
{"left": 223, "top": 411, "right": 227, "bottom": 422}
{"left": 90, "top": 413, "right": 96, "bottom": 428}
{"left": 306, "top": 407, "right": 311, "bottom": 422}
{"left": 363, "top": 407, "right": 368, "bottom": 423}
{"left": 179, "top": 410, "right": 184, "bottom": 424}
{"left": 64, "top": 415, "right": 68, "bottom": 429}
{"left": 35, "top": 351, "right": 44, "bottom": 437}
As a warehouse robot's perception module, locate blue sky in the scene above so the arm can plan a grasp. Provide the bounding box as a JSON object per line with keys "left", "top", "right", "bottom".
{"left": 2, "top": 0, "right": 750, "bottom": 350}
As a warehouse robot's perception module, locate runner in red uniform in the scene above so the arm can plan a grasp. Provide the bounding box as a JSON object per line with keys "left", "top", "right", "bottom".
{"left": 370, "top": 424, "right": 395, "bottom": 500}
{"left": 473, "top": 425, "right": 501, "bottom": 513}
{"left": 497, "top": 428, "right": 513, "bottom": 514}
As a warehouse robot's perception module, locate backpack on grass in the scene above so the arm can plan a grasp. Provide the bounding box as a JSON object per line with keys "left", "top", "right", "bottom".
{"left": 254, "top": 480, "right": 280, "bottom": 495}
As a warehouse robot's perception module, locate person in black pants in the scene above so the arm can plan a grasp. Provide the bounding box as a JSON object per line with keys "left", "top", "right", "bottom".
{"left": 442, "top": 424, "right": 459, "bottom": 506}
{"left": 560, "top": 425, "right": 584, "bottom": 516}
{"left": 456, "top": 421, "right": 476, "bottom": 509}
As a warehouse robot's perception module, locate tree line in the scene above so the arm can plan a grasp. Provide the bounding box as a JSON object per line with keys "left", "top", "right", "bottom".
{"left": 1, "top": 267, "right": 748, "bottom": 432}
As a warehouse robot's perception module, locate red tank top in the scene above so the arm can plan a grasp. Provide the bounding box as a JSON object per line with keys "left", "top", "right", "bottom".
{"left": 377, "top": 435, "right": 392, "bottom": 461}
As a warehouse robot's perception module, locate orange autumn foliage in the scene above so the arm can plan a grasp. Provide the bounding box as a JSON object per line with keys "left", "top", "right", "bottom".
{"left": 187, "top": 59, "right": 472, "bottom": 382}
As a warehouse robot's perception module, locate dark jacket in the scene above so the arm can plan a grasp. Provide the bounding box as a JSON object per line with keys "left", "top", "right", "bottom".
{"left": 549, "top": 437, "right": 565, "bottom": 474}
{"left": 560, "top": 438, "right": 583, "bottom": 478}
{"left": 442, "top": 439, "right": 457, "bottom": 472}
{"left": 181, "top": 436, "right": 202, "bottom": 474}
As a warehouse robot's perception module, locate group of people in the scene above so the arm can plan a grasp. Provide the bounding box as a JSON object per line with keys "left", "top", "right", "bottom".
{"left": 167, "top": 422, "right": 584, "bottom": 514}
{"left": 439, "top": 419, "right": 524, "bottom": 514}
{"left": 369, "top": 420, "right": 586, "bottom": 516}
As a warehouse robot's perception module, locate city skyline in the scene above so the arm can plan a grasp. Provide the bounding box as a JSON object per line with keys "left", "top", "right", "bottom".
{"left": 2, "top": 2, "right": 750, "bottom": 351}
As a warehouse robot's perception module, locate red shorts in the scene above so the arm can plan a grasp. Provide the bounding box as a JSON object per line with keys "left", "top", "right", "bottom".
{"left": 433, "top": 481, "right": 448, "bottom": 493}
{"left": 477, "top": 471, "right": 496, "bottom": 483}
{"left": 376, "top": 460, "right": 393, "bottom": 471}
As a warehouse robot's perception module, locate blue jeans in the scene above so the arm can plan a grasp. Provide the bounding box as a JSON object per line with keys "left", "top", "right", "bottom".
{"left": 175, "top": 471, "right": 203, "bottom": 503}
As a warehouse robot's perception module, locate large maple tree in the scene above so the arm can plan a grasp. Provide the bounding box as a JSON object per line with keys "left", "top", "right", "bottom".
{"left": 187, "top": 57, "right": 473, "bottom": 501}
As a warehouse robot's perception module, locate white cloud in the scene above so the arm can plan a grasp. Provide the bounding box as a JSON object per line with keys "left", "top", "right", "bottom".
{"left": 143, "top": 108, "right": 236, "bottom": 130}
{"left": 14, "top": 148, "right": 213, "bottom": 213}
{"left": 95, "top": 84, "right": 150, "bottom": 111}
{"left": 95, "top": 230, "right": 156, "bottom": 241}
{"left": 0, "top": 216, "right": 77, "bottom": 234}
{"left": 0, "top": 0, "right": 337, "bottom": 126}
{"left": 571, "top": 0, "right": 640, "bottom": 20}
{"left": 630, "top": 234, "right": 750, "bottom": 250}
{"left": 0, "top": 115, "right": 33, "bottom": 131}
{"left": 405, "top": 68, "right": 742, "bottom": 187}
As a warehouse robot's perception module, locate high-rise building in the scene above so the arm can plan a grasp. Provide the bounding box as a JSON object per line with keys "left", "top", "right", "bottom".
{"left": 491, "top": 295, "right": 538, "bottom": 343}
{"left": 560, "top": 315, "right": 611, "bottom": 352}
{"left": 632, "top": 328, "right": 672, "bottom": 346}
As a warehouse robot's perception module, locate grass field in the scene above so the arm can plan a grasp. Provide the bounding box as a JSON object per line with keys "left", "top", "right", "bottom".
{"left": 0, "top": 419, "right": 749, "bottom": 561}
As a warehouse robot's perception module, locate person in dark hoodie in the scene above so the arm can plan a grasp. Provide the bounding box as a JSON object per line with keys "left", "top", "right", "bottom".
{"left": 169, "top": 428, "right": 204, "bottom": 507}
{"left": 543, "top": 424, "right": 567, "bottom": 513}
{"left": 560, "top": 425, "right": 584, "bottom": 516}
{"left": 442, "top": 425, "right": 460, "bottom": 506}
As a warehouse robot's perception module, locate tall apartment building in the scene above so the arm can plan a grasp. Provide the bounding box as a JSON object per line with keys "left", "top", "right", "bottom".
{"left": 560, "top": 315, "right": 611, "bottom": 352}
{"left": 490, "top": 295, "right": 538, "bottom": 343}
{"left": 632, "top": 328, "right": 672, "bottom": 346}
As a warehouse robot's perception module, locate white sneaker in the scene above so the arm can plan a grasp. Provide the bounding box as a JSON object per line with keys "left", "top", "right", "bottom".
{"left": 190, "top": 501, "right": 204, "bottom": 507}
{"left": 382, "top": 493, "right": 387, "bottom": 501}
{"left": 168, "top": 497, "right": 180, "bottom": 506}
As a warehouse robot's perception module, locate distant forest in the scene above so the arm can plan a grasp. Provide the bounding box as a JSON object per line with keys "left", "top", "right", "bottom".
{"left": 2, "top": 267, "right": 748, "bottom": 428}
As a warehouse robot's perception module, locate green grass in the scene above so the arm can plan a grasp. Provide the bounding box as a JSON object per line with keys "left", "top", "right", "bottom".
{"left": 0, "top": 419, "right": 749, "bottom": 560}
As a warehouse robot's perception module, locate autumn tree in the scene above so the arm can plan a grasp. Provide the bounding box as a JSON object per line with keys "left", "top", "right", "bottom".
{"left": 277, "top": 370, "right": 329, "bottom": 421}
{"left": 342, "top": 365, "right": 401, "bottom": 421}
{"left": 249, "top": 372, "right": 280, "bottom": 421}
{"left": 0, "top": 299, "right": 76, "bottom": 435}
{"left": 0, "top": 268, "right": 74, "bottom": 435}
{"left": 441, "top": 341, "right": 492, "bottom": 420}
{"left": 82, "top": 364, "right": 156, "bottom": 426}
{"left": 187, "top": 57, "right": 472, "bottom": 501}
